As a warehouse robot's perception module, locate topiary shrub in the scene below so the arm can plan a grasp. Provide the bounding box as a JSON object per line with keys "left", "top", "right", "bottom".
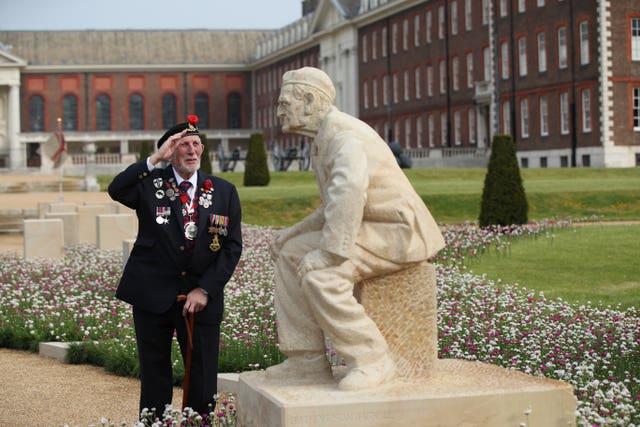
{"left": 138, "top": 141, "right": 152, "bottom": 161}
{"left": 243, "top": 132, "right": 270, "bottom": 186}
{"left": 478, "top": 134, "right": 528, "bottom": 227}
{"left": 199, "top": 133, "right": 213, "bottom": 175}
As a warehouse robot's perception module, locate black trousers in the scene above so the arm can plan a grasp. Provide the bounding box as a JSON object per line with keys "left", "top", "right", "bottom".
{"left": 133, "top": 303, "right": 222, "bottom": 416}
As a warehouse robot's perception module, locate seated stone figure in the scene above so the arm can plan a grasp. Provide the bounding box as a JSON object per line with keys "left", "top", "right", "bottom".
{"left": 267, "top": 67, "right": 445, "bottom": 391}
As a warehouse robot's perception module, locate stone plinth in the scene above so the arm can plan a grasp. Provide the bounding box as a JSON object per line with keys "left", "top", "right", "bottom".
{"left": 237, "top": 359, "right": 577, "bottom": 427}
{"left": 44, "top": 211, "right": 79, "bottom": 247}
{"left": 355, "top": 261, "right": 436, "bottom": 377}
{"left": 77, "top": 205, "right": 110, "bottom": 244}
{"left": 23, "top": 219, "right": 64, "bottom": 259}
{"left": 96, "top": 213, "right": 136, "bottom": 251}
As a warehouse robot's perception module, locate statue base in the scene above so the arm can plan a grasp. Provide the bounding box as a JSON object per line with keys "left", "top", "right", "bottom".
{"left": 237, "top": 359, "right": 576, "bottom": 427}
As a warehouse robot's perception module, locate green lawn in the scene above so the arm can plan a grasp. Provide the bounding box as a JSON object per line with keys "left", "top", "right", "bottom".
{"left": 464, "top": 224, "right": 640, "bottom": 309}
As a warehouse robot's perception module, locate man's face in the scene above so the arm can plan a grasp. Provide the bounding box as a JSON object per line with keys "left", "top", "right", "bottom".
{"left": 171, "top": 134, "right": 203, "bottom": 178}
{"left": 277, "top": 85, "right": 306, "bottom": 134}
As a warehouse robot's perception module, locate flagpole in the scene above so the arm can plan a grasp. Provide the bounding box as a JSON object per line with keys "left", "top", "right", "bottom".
{"left": 57, "top": 118, "right": 63, "bottom": 203}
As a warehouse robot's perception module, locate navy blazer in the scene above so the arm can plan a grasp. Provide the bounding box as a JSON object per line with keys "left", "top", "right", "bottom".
{"left": 108, "top": 160, "right": 242, "bottom": 321}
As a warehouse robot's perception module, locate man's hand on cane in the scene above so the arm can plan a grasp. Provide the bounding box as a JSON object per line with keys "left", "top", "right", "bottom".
{"left": 182, "top": 287, "right": 208, "bottom": 317}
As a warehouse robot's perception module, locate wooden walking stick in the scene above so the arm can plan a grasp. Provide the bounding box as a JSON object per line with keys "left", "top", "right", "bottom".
{"left": 176, "top": 294, "right": 195, "bottom": 410}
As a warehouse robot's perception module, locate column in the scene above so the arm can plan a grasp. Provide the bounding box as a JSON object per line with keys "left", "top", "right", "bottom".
{"left": 83, "top": 142, "right": 100, "bottom": 191}
{"left": 8, "top": 84, "right": 23, "bottom": 170}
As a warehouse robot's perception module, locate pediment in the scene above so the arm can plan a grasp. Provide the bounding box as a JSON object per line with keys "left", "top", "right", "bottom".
{"left": 311, "top": 0, "right": 347, "bottom": 34}
{"left": 0, "top": 47, "right": 27, "bottom": 68}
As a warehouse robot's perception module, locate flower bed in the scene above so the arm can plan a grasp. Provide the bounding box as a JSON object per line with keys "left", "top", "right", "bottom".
{"left": 0, "top": 221, "right": 638, "bottom": 426}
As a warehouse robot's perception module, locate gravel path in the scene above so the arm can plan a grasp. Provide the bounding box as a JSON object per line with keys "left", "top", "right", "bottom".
{"left": 0, "top": 348, "right": 183, "bottom": 427}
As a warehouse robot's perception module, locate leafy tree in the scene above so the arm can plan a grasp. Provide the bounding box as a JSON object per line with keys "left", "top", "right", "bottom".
{"left": 243, "top": 133, "right": 270, "bottom": 186}
{"left": 479, "top": 134, "right": 528, "bottom": 226}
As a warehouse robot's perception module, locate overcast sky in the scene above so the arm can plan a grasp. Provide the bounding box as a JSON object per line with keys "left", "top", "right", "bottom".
{"left": 0, "top": 0, "right": 304, "bottom": 31}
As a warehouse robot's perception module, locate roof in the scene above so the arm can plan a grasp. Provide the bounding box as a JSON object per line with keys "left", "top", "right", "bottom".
{"left": 0, "top": 30, "right": 270, "bottom": 66}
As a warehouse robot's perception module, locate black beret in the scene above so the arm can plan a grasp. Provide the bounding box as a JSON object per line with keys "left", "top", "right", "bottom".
{"left": 157, "top": 115, "right": 200, "bottom": 149}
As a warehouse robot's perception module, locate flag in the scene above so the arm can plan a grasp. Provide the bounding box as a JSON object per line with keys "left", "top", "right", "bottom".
{"left": 42, "top": 130, "right": 69, "bottom": 169}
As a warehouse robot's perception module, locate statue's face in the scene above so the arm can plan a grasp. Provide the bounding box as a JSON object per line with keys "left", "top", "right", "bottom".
{"left": 277, "top": 85, "right": 306, "bottom": 134}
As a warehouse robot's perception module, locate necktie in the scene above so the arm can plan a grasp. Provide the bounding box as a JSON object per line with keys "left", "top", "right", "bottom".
{"left": 179, "top": 181, "right": 198, "bottom": 253}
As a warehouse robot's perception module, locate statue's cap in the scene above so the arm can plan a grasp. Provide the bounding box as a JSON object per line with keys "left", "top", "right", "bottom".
{"left": 282, "top": 67, "right": 336, "bottom": 103}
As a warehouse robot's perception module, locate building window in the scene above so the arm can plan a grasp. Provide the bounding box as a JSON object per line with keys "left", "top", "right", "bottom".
{"left": 382, "top": 27, "right": 388, "bottom": 57}
{"left": 28, "top": 95, "right": 45, "bottom": 132}
{"left": 558, "top": 26, "right": 568, "bottom": 69}
{"left": 540, "top": 157, "right": 548, "bottom": 168}
{"left": 62, "top": 94, "right": 78, "bottom": 131}
{"left": 633, "top": 87, "right": 640, "bottom": 130}
{"left": 428, "top": 114, "right": 435, "bottom": 147}
{"left": 363, "top": 81, "right": 369, "bottom": 110}
{"left": 373, "top": 78, "right": 379, "bottom": 107}
{"left": 581, "top": 88, "right": 592, "bottom": 133}
{"left": 415, "top": 67, "right": 422, "bottom": 99}
{"left": 392, "top": 22, "right": 399, "bottom": 54}
{"left": 227, "top": 92, "right": 242, "bottom": 128}
{"left": 426, "top": 10, "right": 432, "bottom": 44}
{"left": 465, "top": 0, "right": 472, "bottom": 31}
{"left": 454, "top": 111, "right": 461, "bottom": 145}
{"left": 362, "top": 34, "right": 368, "bottom": 63}
{"left": 518, "top": 37, "right": 527, "bottom": 76}
{"left": 537, "top": 32, "right": 547, "bottom": 72}
{"left": 580, "top": 21, "right": 590, "bottom": 65}
{"left": 194, "top": 92, "right": 209, "bottom": 129}
{"left": 439, "top": 60, "right": 446, "bottom": 94}
{"left": 451, "top": 1, "right": 458, "bottom": 36}
{"left": 452, "top": 56, "right": 460, "bottom": 91}
{"left": 405, "top": 118, "right": 412, "bottom": 148}
{"left": 520, "top": 98, "right": 529, "bottom": 138}
{"left": 162, "top": 93, "right": 177, "bottom": 129}
{"left": 403, "top": 70, "right": 410, "bottom": 101}
{"left": 560, "top": 92, "right": 569, "bottom": 134}
{"left": 466, "top": 52, "right": 474, "bottom": 88}
{"left": 501, "top": 42, "right": 510, "bottom": 79}
{"left": 414, "top": 15, "right": 421, "bottom": 47}
{"left": 95, "top": 94, "right": 111, "bottom": 131}
{"left": 393, "top": 73, "right": 399, "bottom": 103}
{"left": 383, "top": 75, "right": 389, "bottom": 105}
{"left": 129, "top": 93, "right": 144, "bottom": 130}
{"left": 483, "top": 46, "right": 491, "bottom": 81}
{"left": 372, "top": 31, "right": 378, "bottom": 60}
{"left": 631, "top": 18, "right": 640, "bottom": 61}
{"left": 518, "top": 0, "right": 525, "bottom": 13}
{"left": 468, "top": 109, "right": 476, "bottom": 143}
{"left": 537, "top": 0, "right": 545, "bottom": 6}
{"left": 502, "top": 101, "right": 511, "bottom": 134}
{"left": 560, "top": 156, "right": 569, "bottom": 167}
{"left": 427, "top": 65, "right": 434, "bottom": 97}
{"left": 438, "top": 6, "right": 445, "bottom": 40}
{"left": 582, "top": 154, "right": 591, "bottom": 167}
{"left": 500, "top": 0, "right": 507, "bottom": 17}
{"left": 441, "top": 113, "right": 448, "bottom": 145}
{"left": 403, "top": 19, "right": 409, "bottom": 51}
{"left": 482, "top": 0, "right": 490, "bottom": 25}
{"left": 417, "top": 116, "right": 423, "bottom": 148}
{"left": 521, "top": 157, "right": 529, "bottom": 168}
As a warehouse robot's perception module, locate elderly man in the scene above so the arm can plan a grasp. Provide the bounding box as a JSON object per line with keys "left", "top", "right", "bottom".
{"left": 267, "top": 67, "right": 445, "bottom": 391}
{"left": 108, "top": 115, "right": 242, "bottom": 415}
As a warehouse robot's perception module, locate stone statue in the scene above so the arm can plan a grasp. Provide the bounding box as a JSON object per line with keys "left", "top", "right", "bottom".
{"left": 266, "top": 67, "right": 445, "bottom": 391}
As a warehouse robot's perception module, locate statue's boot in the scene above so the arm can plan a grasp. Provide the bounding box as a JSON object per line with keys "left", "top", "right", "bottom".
{"left": 338, "top": 353, "right": 396, "bottom": 391}
{"left": 265, "top": 352, "right": 333, "bottom": 381}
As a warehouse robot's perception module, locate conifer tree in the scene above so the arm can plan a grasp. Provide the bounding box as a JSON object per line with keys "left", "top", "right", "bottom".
{"left": 243, "top": 133, "right": 270, "bottom": 186}
{"left": 479, "top": 134, "right": 528, "bottom": 226}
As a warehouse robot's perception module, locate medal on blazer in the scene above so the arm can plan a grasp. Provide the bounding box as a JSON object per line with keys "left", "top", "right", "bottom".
{"left": 208, "top": 214, "right": 228, "bottom": 252}
{"left": 184, "top": 221, "right": 197, "bottom": 240}
{"left": 156, "top": 207, "right": 171, "bottom": 224}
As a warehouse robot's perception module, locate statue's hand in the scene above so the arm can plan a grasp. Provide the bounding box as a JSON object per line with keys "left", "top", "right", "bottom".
{"left": 297, "top": 249, "right": 343, "bottom": 278}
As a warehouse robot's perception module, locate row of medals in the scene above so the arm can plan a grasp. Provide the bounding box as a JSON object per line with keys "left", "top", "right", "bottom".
{"left": 152, "top": 178, "right": 222, "bottom": 251}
